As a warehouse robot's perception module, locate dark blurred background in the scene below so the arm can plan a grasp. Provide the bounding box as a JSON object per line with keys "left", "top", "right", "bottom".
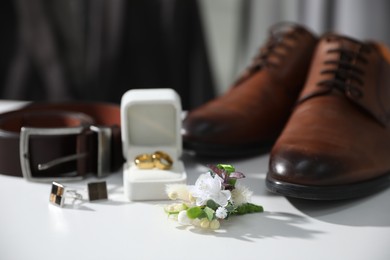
{"left": 0, "top": 0, "right": 215, "bottom": 110}
{"left": 0, "top": 0, "right": 389, "bottom": 110}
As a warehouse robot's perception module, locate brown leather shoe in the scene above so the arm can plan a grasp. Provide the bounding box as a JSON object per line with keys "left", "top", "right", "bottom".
{"left": 182, "top": 23, "right": 317, "bottom": 157}
{"left": 266, "top": 34, "right": 390, "bottom": 200}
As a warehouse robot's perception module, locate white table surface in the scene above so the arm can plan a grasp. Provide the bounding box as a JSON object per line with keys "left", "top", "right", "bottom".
{"left": 0, "top": 101, "right": 390, "bottom": 260}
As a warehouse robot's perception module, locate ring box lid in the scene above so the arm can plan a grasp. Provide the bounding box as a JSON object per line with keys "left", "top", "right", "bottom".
{"left": 120, "top": 88, "right": 182, "bottom": 161}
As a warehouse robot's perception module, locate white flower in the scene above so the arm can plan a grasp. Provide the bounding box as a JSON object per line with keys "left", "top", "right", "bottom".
{"left": 166, "top": 184, "right": 191, "bottom": 201}
{"left": 215, "top": 207, "right": 228, "bottom": 219}
{"left": 177, "top": 210, "right": 192, "bottom": 225}
{"left": 231, "top": 184, "right": 253, "bottom": 206}
{"left": 188, "top": 173, "right": 231, "bottom": 207}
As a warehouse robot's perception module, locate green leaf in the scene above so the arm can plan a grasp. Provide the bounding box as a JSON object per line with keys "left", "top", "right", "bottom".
{"left": 164, "top": 203, "right": 188, "bottom": 215}
{"left": 217, "top": 164, "right": 235, "bottom": 174}
{"left": 204, "top": 207, "right": 215, "bottom": 221}
{"left": 186, "top": 206, "right": 203, "bottom": 219}
{"left": 206, "top": 200, "right": 219, "bottom": 210}
{"left": 228, "top": 178, "right": 237, "bottom": 187}
{"left": 225, "top": 203, "right": 236, "bottom": 213}
{"left": 234, "top": 203, "right": 264, "bottom": 215}
{"left": 165, "top": 210, "right": 180, "bottom": 216}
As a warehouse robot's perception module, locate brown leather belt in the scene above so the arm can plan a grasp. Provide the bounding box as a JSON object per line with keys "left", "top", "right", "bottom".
{"left": 0, "top": 102, "right": 124, "bottom": 182}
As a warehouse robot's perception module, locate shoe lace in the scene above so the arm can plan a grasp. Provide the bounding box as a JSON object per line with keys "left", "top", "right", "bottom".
{"left": 316, "top": 36, "right": 371, "bottom": 99}
{"left": 234, "top": 22, "right": 305, "bottom": 86}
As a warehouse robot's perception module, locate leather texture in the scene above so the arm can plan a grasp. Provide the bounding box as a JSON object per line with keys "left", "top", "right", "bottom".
{"left": 267, "top": 34, "right": 390, "bottom": 199}
{"left": 0, "top": 102, "right": 124, "bottom": 179}
{"left": 182, "top": 23, "right": 318, "bottom": 156}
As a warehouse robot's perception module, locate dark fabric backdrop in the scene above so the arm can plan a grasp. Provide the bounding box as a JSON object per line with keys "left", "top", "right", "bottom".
{"left": 0, "top": 0, "right": 215, "bottom": 110}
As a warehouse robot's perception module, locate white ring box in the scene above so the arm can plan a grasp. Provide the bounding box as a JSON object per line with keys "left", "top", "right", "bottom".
{"left": 121, "top": 88, "right": 187, "bottom": 201}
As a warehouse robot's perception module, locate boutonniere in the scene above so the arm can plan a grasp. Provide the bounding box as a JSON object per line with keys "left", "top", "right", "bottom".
{"left": 164, "top": 164, "right": 263, "bottom": 230}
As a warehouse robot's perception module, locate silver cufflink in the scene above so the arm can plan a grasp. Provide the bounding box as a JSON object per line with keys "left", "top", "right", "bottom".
{"left": 49, "top": 182, "right": 81, "bottom": 207}
{"left": 49, "top": 181, "right": 108, "bottom": 207}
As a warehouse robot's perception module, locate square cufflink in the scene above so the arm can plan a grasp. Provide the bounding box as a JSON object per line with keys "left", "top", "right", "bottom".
{"left": 49, "top": 182, "right": 83, "bottom": 207}
{"left": 49, "top": 182, "right": 66, "bottom": 207}
{"left": 88, "top": 181, "right": 108, "bottom": 201}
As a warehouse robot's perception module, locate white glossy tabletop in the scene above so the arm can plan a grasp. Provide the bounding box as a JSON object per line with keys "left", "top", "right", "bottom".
{"left": 0, "top": 101, "right": 389, "bottom": 260}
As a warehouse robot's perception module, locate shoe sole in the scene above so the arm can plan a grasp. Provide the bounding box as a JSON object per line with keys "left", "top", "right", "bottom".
{"left": 266, "top": 173, "right": 390, "bottom": 200}
{"left": 183, "top": 140, "right": 274, "bottom": 158}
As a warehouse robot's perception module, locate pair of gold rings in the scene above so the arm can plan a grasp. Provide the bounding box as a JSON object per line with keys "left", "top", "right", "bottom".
{"left": 134, "top": 151, "right": 173, "bottom": 170}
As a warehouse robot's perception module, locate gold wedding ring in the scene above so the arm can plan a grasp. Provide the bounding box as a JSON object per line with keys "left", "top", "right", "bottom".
{"left": 134, "top": 154, "right": 155, "bottom": 169}
{"left": 152, "top": 151, "right": 173, "bottom": 170}
{"left": 134, "top": 151, "right": 173, "bottom": 170}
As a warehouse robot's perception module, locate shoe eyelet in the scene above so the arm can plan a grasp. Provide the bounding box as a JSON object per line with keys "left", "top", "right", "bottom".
{"left": 346, "top": 86, "right": 363, "bottom": 99}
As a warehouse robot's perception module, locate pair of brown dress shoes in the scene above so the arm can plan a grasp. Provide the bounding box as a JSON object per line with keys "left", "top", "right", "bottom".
{"left": 183, "top": 22, "right": 390, "bottom": 200}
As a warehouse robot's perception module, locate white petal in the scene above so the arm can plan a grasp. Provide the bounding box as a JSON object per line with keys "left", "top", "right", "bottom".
{"left": 177, "top": 211, "right": 192, "bottom": 225}
{"left": 212, "top": 190, "right": 231, "bottom": 207}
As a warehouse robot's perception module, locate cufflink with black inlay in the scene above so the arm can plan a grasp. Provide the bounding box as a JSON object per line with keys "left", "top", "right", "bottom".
{"left": 49, "top": 181, "right": 108, "bottom": 207}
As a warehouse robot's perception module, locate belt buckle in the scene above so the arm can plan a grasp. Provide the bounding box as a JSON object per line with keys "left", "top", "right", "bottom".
{"left": 19, "top": 126, "right": 112, "bottom": 182}
{"left": 90, "top": 125, "right": 111, "bottom": 178}
{"left": 20, "top": 127, "right": 85, "bottom": 182}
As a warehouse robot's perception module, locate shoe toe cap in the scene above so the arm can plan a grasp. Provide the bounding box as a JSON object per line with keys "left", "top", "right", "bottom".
{"left": 268, "top": 148, "right": 345, "bottom": 186}
{"left": 183, "top": 115, "right": 229, "bottom": 139}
